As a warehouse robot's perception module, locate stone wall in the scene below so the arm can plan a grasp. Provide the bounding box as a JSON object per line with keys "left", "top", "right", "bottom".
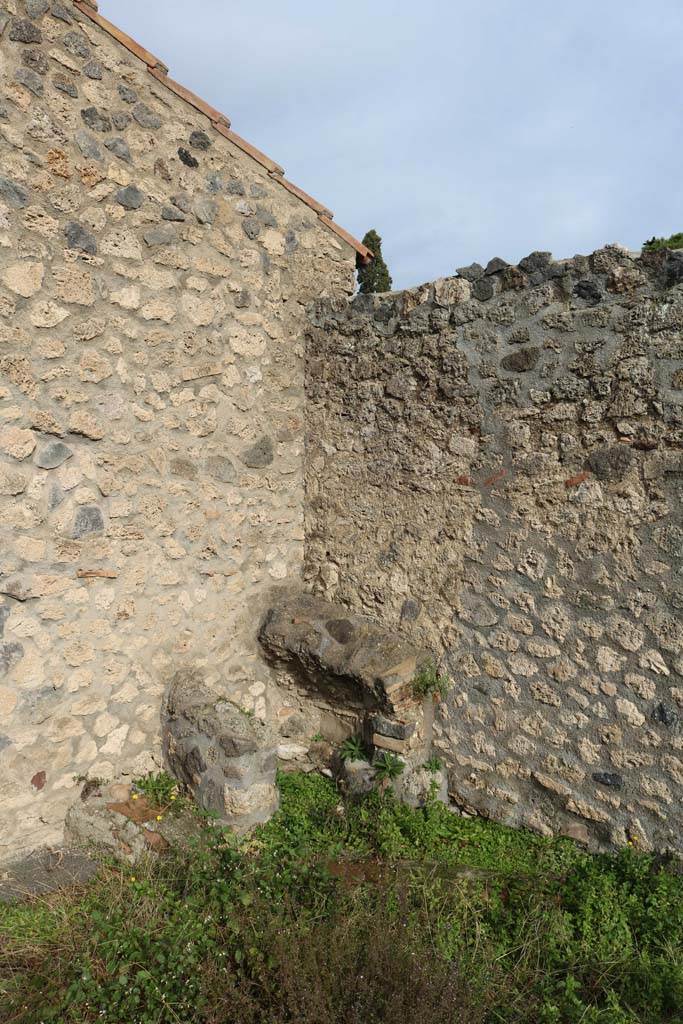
{"left": 306, "top": 246, "right": 683, "bottom": 852}
{"left": 0, "top": 0, "right": 356, "bottom": 861}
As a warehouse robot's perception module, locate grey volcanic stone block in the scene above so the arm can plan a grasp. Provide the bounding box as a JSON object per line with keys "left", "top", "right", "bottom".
{"left": 0, "top": 641, "right": 24, "bottom": 675}
{"left": 501, "top": 346, "right": 541, "bottom": 373}
{"left": 206, "top": 455, "right": 236, "bottom": 483}
{"left": 74, "top": 129, "right": 101, "bottom": 160}
{"left": 15, "top": 66, "right": 43, "bottom": 95}
{"left": 118, "top": 83, "right": 137, "bottom": 104}
{"left": 193, "top": 198, "right": 218, "bottom": 225}
{"left": 143, "top": 224, "right": 176, "bottom": 247}
{"left": 71, "top": 505, "right": 104, "bottom": 539}
{"left": 83, "top": 59, "right": 103, "bottom": 80}
{"left": 65, "top": 221, "right": 96, "bottom": 255}
{"left": 63, "top": 31, "right": 90, "bottom": 59}
{"left": 190, "top": 129, "right": 211, "bottom": 150}
{"left": 574, "top": 279, "right": 602, "bottom": 303}
{"left": 472, "top": 277, "right": 494, "bottom": 301}
{"left": 259, "top": 589, "right": 429, "bottom": 716}
{"left": 104, "top": 137, "right": 131, "bottom": 163}
{"left": 35, "top": 440, "right": 72, "bottom": 469}
{"left": 132, "top": 102, "right": 161, "bottom": 129}
{"left": 25, "top": 0, "right": 49, "bottom": 17}
{"left": 162, "top": 669, "right": 279, "bottom": 831}
{"left": 50, "top": 1, "right": 73, "bottom": 24}
{"left": 115, "top": 185, "right": 144, "bottom": 210}
{"left": 80, "top": 106, "right": 111, "bottom": 133}
{"left": 161, "top": 206, "right": 185, "bottom": 222}
{"left": 485, "top": 257, "right": 509, "bottom": 275}
{"left": 9, "top": 18, "right": 42, "bottom": 43}
{"left": 22, "top": 48, "right": 49, "bottom": 74}
{"left": 0, "top": 176, "right": 28, "bottom": 209}
{"left": 586, "top": 444, "right": 633, "bottom": 482}
{"left": 242, "top": 436, "right": 274, "bottom": 468}
{"left": 456, "top": 262, "right": 484, "bottom": 281}
{"left": 518, "top": 250, "right": 553, "bottom": 273}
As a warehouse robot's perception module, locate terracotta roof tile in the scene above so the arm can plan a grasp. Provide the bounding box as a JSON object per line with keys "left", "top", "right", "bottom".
{"left": 74, "top": 0, "right": 167, "bottom": 72}
{"left": 274, "top": 176, "right": 333, "bottom": 220}
{"left": 214, "top": 123, "right": 284, "bottom": 177}
{"left": 147, "top": 66, "right": 229, "bottom": 128}
{"left": 70, "top": 0, "right": 372, "bottom": 262}
{"left": 319, "top": 216, "right": 372, "bottom": 261}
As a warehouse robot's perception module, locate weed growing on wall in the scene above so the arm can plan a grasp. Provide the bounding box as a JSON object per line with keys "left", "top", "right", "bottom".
{"left": 412, "top": 659, "right": 451, "bottom": 701}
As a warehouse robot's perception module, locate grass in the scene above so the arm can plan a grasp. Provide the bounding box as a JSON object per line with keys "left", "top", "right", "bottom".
{"left": 1, "top": 771, "right": 683, "bottom": 1023}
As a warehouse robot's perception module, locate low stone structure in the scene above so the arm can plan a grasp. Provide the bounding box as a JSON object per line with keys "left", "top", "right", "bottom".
{"left": 162, "top": 669, "right": 279, "bottom": 830}
{"left": 259, "top": 589, "right": 434, "bottom": 759}
{"left": 64, "top": 777, "right": 199, "bottom": 862}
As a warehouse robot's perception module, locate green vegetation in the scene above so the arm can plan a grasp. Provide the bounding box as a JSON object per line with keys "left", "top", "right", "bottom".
{"left": 412, "top": 658, "right": 451, "bottom": 701}
{"left": 642, "top": 232, "right": 683, "bottom": 252}
{"left": 133, "top": 770, "right": 178, "bottom": 808}
{"left": 373, "top": 751, "right": 406, "bottom": 782}
{"left": 339, "top": 734, "right": 367, "bottom": 762}
{"left": 357, "top": 228, "right": 393, "bottom": 293}
{"left": 424, "top": 755, "right": 443, "bottom": 774}
{"left": 2, "top": 772, "right": 683, "bottom": 1023}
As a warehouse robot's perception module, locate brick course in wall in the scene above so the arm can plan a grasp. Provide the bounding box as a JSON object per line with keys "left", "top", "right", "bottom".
{"left": 306, "top": 245, "right": 683, "bottom": 853}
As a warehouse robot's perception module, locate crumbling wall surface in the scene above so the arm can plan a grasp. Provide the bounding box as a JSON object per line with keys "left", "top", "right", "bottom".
{"left": 0, "top": 0, "right": 355, "bottom": 860}
{"left": 306, "top": 246, "right": 683, "bottom": 852}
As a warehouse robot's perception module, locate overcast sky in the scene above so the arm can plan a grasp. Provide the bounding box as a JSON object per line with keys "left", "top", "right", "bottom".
{"left": 110, "top": 0, "right": 683, "bottom": 290}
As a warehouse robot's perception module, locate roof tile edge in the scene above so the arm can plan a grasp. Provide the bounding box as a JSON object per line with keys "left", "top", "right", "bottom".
{"left": 71, "top": 0, "right": 372, "bottom": 263}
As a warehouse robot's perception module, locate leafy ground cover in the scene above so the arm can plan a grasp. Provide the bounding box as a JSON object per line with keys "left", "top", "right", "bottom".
{"left": 1, "top": 771, "right": 683, "bottom": 1024}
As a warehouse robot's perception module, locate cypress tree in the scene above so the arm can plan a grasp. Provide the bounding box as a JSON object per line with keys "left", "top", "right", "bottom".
{"left": 357, "top": 229, "right": 392, "bottom": 294}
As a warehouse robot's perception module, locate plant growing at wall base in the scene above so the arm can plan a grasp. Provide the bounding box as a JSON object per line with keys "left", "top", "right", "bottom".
{"left": 373, "top": 751, "right": 405, "bottom": 782}
{"left": 133, "top": 770, "right": 178, "bottom": 808}
{"left": 424, "top": 755, "right": 443, "bottom": 774}
{"left": 357, "top": 228, "right": 392, "bottom": 294}
{"left": 412, "top": 659, "right": 450, "bottom": 702}
{"left": 340, "top": 735, "right": 367, "bottom": 762}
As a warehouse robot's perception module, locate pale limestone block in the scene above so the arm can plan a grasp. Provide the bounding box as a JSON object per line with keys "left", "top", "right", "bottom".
{"left": 0, "top": 261, "right": 44, "bottom": 297}
{"left": 79, "top": 349, "right": 113, "bottom": 383}
{"left": 53, "top": 266, "right": 96, "bottom": 305}
{"left": 29, "top": 300, "right": 69, "bottom": 328}
{"left": 0, "top": 426, "right": 36, "bottom": 460}
{"left": 110, "top": 284, "right": 141, "bottom": 310}
{"left": 615, "top": 698, "right": 646, "bottom": 727}
{"left": 63, "top": 640, "right": 95, "bottom": 668}
{"left": 99, "top": 723, "right": 129, "bottom": 757}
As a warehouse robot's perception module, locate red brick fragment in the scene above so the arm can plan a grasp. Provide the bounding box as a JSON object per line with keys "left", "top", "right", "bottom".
{"left": 565, "top": 471, "right": 591, "bottom": 488}
{"left": 31, "top": 771, "right": 46, "bottom": 791}
{"left": 483, "top": 468, "right": 507, "bottom": 486}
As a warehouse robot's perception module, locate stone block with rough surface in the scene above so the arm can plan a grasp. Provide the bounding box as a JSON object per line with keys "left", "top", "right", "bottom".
{"left": 162, "top": 670, "right": 279, "bottom": 831}
{"left": 259, "top": 589, "right": 430, "bottom": 717}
